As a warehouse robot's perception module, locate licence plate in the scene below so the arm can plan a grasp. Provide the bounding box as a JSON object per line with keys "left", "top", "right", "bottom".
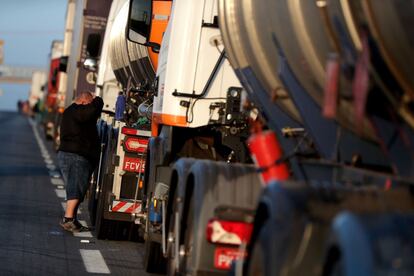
{"left": 123, "top": 156, "right": 145, "bottom": 172}
{"left": 214, "top": 247, "right": 246, "bottom": 270}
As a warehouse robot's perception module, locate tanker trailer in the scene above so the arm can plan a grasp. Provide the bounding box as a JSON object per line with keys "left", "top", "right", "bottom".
{"left": 219, "top": 0, "right": 414, "bottom": 275}
{"left": 89, "top": 0, "right": 156, "bottom": 240}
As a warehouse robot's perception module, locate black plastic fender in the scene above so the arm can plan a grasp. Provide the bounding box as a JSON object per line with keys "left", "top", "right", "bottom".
{"left": 245, "top": 181, "right": 414, "bottom": 276}
{"left": 245, "top": 181, "right": 312, "bottom": 276}
{"left": 323, "top": 212, "right": 414, "bottom": 276}
{"left": 145, "top": 136, "right": 165, "bottom": 197}
{"left": 181, "top": 160, "right": 261, "bottom": 275}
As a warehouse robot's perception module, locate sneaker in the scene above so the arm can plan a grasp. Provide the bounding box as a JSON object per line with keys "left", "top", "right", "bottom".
{"left": 60, "top": 218, "right": 89, "bottom": 232}
{"left": 73, "top": 219, "right": 90, "bottom": 232}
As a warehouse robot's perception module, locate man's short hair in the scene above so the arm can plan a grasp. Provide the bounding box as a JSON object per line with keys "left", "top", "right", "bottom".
{"left": 75, "top": 92, "right": 94, "bottom": 105}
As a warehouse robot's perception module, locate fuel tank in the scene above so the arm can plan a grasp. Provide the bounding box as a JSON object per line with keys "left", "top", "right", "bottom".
{"left": 219, "top": 0, "right": 414, "bottom": 137}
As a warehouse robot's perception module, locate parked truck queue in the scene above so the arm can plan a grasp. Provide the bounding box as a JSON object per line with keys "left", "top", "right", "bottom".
{"left": 32, "top": 0, "right": 414, "bottom": 275}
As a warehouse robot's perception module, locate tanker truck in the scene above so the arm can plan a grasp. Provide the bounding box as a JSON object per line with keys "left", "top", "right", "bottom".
{"left": 86, "top": 0, "right": 157, "bottom": 239}
{"left": 218, "top": 1, "right": 414, "bottom": 275}
{"left": 95, "top": 0, "right": 414, "bottom": 275}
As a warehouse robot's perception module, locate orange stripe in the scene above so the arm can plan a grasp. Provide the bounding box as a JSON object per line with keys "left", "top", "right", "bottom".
{"left": 112, "top": 201, "right": 127, "bottom": 212}
{"left": 125, "top": 203, "right": 140, "bottom": 213}
{"left": 152, "top": 112, "right": 188, "bottom": 127}
{"left": 151, "top": 121, "right": 159, "bottom": 136}
{"left": 148, "top": 1, "right": 172, "bottom": 70}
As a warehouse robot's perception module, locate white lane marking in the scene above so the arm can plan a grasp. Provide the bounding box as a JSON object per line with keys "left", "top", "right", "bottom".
{"left": 50, "top": 172, "right": 61, "bottom": 178}
{"left": 46, "top": 165, "right": 56, "bottom": 170}
{"left": 57, "top": 185, "right": 64, "bottom": 189}
{"left": 29, "top": 120, "right": 55, "bottom": 169}
{"left": 79, "top": 250, "right": 110, "bottom": 274}
{"left": 74, "top": 231, "right": 93, "bottom": 238}
{"left": 55, "top": 189, "right": 66, "bottom": 199}
{"left": 51, "top": 178, "right": 64, "bottom": 185}
{"left": 80, "top": 240, "right": 92, "bottom": 243}
{"left": 44, "top": 159, "right": 54, "bottom": 165}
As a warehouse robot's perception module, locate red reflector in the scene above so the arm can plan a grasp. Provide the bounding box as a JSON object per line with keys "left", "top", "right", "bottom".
{"left": 323, "top": 53, "right": 339, "bottom": 119}
{"left": 121, "top": 127, "right": 138, "bottom": 135}
{"left": 353, "top": 31, "right": 370, "bottom": 132}
{"left": 123, "top": 156, "right": 145, "bottom": 172}
{"left": 124, "top": 137, "right": 148, "bottom": 153}
{"left": 214, "top": 247, "right": 246, "bottom": 270}
{"left": 206, "top": 219, "right": 253, "bottom": 245}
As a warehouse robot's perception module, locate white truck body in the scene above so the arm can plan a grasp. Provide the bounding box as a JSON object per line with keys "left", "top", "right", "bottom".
{"left": 29, "top": 71, "right": 47, "bottom": 107}
{"left": 154, "top": 0, "right": 242, "bottom": 128}
{"left": 57, "top": 0, "right": 76, "bottom": 109}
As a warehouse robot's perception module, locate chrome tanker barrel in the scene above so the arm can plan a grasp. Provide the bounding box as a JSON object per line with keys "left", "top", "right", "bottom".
{"left": 271, "top": 0, "right": 377, "bottom": 138}
{"left": 326, "top": 0, "right": 414, "bottom": 127}
{"left": 217, "top": 0, "right": 301, "bottom": 123}
{"left": 219, "top": 0, "right": 414, "bottom": 139}
{"left": 362, "top": 0, "right": 414, "bottom": 97}
{"left": 127, "top": 38, "right": 155, "bottom": 85}
{"left": 109, "top": 1, "right": 154, "bottom": 89}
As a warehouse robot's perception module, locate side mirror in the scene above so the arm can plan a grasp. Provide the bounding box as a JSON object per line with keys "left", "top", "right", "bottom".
{"left": 127, "top": 0, "right": 152, "bottom": 45}
{"left": 59, "top": 56, "right": 68, "bottom": 72}
{"left": 83, "top": 58, "right": 98, "bottom": 72}
{"left": 86, "top": 33, "right": 101, "bottom": 58}
{"left": 147, "top": 42, "right": 160, "bottom": 53}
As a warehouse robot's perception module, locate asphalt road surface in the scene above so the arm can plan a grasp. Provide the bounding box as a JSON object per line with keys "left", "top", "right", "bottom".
{"left": 0, "top": 111, "right": 151, "bottom": 275}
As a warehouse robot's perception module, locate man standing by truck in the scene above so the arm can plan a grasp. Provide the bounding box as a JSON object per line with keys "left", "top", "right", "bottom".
{"left": 58, "top": 92, "right": 104, "bottom": 232}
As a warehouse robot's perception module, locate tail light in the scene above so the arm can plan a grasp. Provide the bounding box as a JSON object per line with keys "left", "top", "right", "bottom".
{"left": 323, "top": 53, "right": 339, "bottom": 119}
{"left": 206, "top": 219, "right": 253, "bottom": 245}
{"left": 121, "top": 127, "right": 151, "bottom": 137}
{"left": 122, "top": 127, "right": 139, "bottom": 135}
{"left": 123, "top": 137, "right": 148, "bottom": 153}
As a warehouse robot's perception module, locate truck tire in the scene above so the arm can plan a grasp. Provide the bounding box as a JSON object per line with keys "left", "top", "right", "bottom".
{"left": 166, "top": 202, "right": 178, "bottom": 275}
{"left": 88, "top": 123, "right": 108, "bottom": 226}
{"left": 142, "top": 136, "right": 170, "bottom": 273}
{"left": 247, "top": 233, "right": 265, "bottom": 276}
{"left": 322, "top": 212, "right": 414, "bottom": 276}
{"left": 178, "top": 191, "right": 194, "bottom": 276}
{"left": 94, "top": 173, "right": 111, "bottom": 240}
{"left": 242, "top": 202, "right": 269, "bottom": 276}
{"left": 88, "top": 176, "right": 98, "bottom": 226}
{"left": 166, "top": 158, "right": 196, "bottom": 275}
{"left": 144, "top": 238, "right": 166, "bottom": 274}
{"left": 94, "top": 128, "right": 116, "bottom": 240}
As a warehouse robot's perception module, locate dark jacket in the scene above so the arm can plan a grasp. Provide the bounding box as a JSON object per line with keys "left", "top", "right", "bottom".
{"left": 58, "top": 97, "right": 104, "bottom": 165}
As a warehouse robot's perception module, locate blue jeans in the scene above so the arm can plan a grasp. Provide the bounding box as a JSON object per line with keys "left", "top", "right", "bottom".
{"left": 57, "top": 151, "right": 93, "bottom": 201}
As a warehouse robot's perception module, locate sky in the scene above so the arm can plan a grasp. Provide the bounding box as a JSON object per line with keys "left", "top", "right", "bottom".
{"left": 0, "top": 0, "right": 67, "bottom": 111}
